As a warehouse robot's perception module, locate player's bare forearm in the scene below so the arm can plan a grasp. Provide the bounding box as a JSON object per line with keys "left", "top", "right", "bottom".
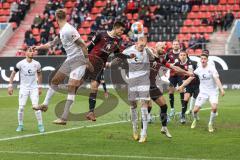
{"left": 75, "top": 38, "right": 88, "bottom": 56}
{"left": 170, "top": 65, "right": 190, "bottom": 75}
{"left": 9, "top": 71, "right": 16, "bottom": 85}
{"left": 181, "top": 76, "right": 195, "bottom": 88}
{"left": 214, "top": 76, "right": 225, "bottom": 95}
{"left": 35, "top": 36, "right": 60, "bottom": 50}
{"left": 37, "top": 71, "right": 43, "bottom": 86}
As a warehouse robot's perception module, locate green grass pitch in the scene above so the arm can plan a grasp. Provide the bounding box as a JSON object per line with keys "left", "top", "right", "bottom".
{"left": 0, "top": 88, "right": 239, "bottom": 160}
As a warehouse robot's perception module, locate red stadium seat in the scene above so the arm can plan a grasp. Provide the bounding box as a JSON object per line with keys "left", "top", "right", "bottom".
{"left": 2, "top": 2, "right": 10, "bottom": 9}
{"left": 78, "top": 28, "right": 85, "bottom": 34}
{"left": 205, "top": 12, "right": 212, "bottom": 18}
{"left": 185, "top": 33, "right": 192, "bottom": 40}
{"left": 184, "top": 19, "right": 193, "bottom": 26}
{"left": 192, "top": 5, "right": 199, "bottom": 12}
{"left": 193, "top": 19, "right": 201, "bottom": 26}
{"left": 200, "top": 5, "right": 208, "bottom": 12}
{"left": 81, "top": 21, "right": 90, "bottom": 28}
{"left": 187, "top": 48, "right": 194, "bottom": 55}
{"left": 199, "top": 26, "right": 206, "bottom": 33}
{"left": 190, "top": 26, "right": 198, "bottom": 33}
{"left": 0, "top": 3, "right": 2, "bottom": 8}
{"left": 3, "top": 9, "right": 10, "bottom": 16}
{"left": 149, "top": 6, "right": 157, "bottom": 13}
{"left": 209, "top": 5, "right": 217, "bottom": 12}
{"left": 177, "top": 34, "right": 184, "bottom": 40}
{"left": 232, "top": 5, "right": 239, "bottom": 11}
{"left": 0, "top": 9, "right": 4, "bottom": 15}
{"left": 95, "top": 1, "right": 104, "bottom": 7}
{"left": 7, "top": 0, "right": 14, "bottom": 3}
{"left": 187, "top": 12, "right": 197, "bottom": 19}
{"left": 133, "top": 13, "right": 139, "bottom": 20}
{"left": 204, "top": 33, "right": 210, "bottom": 41}
{"left": 228, "top": 0, "right": 236, "bottom": 4}
{"left": 126, "top": 13, "right": 132, "bottom": 20}
{"left": 0, "top": 16, "right": 7, "bottom": 22}
{"left": 206, "top": 26, "right": 213, "bottom": 33}
{"left": 220, "top": 0, "right": 227, "bottom": 4}
{"left": 195, "top": 49, "right": 202, "bottom": 55}
{"left": 197, "top": 12, "right": 205, "bottom": 19}
{"left": 91, "top": 7, "right": 101, "bottom": 14}
{"left": 53, "top": 21, "right": 58, "bottom": 28}
{"left": 180, "top": 26, "right": 188, "bottom": 33}
{"left": 85, "top": 28, "right": 91, "bottom": 35}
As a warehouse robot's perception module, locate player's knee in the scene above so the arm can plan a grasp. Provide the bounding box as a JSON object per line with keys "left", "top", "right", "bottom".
{"left": 18, "top": 106, "right": 24, "bottom": 112}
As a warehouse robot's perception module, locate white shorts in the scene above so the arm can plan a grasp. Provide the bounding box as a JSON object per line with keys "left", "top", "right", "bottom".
{"left": 59, "top": 55, "right": 87, "bottom": 80}
{"left": 128, "top": 75, "right": 150, "bottom": 101}
{"left": 69, "top": 65, "right": 86, "bottom": 80}
{"left": 195, "top": 91, "right": 219, "bottom": 107}
{"left": 19, "top": 88, "right": 39, "bottom": 106}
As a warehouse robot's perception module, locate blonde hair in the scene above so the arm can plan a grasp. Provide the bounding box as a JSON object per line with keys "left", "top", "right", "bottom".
{"left": 55, "top": 9, "right": 66, "bottom": 20}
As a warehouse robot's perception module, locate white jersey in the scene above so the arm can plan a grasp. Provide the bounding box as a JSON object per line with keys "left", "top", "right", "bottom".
{"left": 16, "top": 59, "right": 41, "bottom": 90}
{"left": 194, "top": 64, "right": 219, "bottom": 93}
{"left": 123, "top": 45, "right": 150, "bottom": 79}
{"left": 59, "top": 23, "right": 84, "bottom": 58}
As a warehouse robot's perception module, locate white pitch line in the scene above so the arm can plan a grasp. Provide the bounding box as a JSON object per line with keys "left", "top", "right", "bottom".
{"left": 0, "top": 120, "right": 128, "bottom": 142}
{"left": 0, "top": 150, "right": 213, "bottom": 160}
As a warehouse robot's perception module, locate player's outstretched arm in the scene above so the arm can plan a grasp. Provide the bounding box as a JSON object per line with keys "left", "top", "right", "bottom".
{"left": 34, "top": 36, "right": 61, "bottom": 51}
{"left": 8, "top": 71, "right": 16, "bottom": 95}
{"left": 214, "top": 76, "right": 225, "bottom": 96}
{"left": 169, "top": 64, "right": 193, "bottom": 76}
{"left": 177, "top": 76, "right": 195, "bottom": 92}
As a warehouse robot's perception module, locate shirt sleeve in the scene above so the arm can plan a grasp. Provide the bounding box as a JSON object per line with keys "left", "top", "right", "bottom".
{"left": 36, "top": 62, "right": 41, "bottom": 72}
{"left": 67, "top": 28, "right": 80, "bottom": 43}
{"left": 194, "top": 67, "right": 200, "bottom": 76}
{"left": 15, "top": 61, "right": 21, "bottom": 72}
{"left": 87, "top": 32, "right": 102, "bottom": 52}
{"left": 210, "top": 66, "right": 219, "bottom": 78}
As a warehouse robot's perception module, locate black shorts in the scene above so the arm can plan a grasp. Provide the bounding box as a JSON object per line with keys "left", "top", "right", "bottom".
{"left": 84, "top": 59, "right": 104, "bottom": 83}
{"left": 185, "top": 85, "right": 199, "bottom": 98}
{"left": 169, "top": 76, "right": 183, "bottom": 87}
{"left": 150, "top": 85, "right": 163, "bottom": 101}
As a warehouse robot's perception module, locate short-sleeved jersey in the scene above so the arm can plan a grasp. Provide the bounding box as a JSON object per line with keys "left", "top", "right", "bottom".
{"left": 123, "top": 45, "right": 150, "bottom": 79}
{"left": 175, "top": 59, "right": 200, "bottom": 86}
{"left": 165, "top": 49, "right": 180, "bottom": 77}
{"left": 194, "top": 64, "right": 219, "bottom": 93}
{"left": 59, "top": 23, "right": 84, "bottom": 58}
{"left": 15, "top": 59, "right": 41, "bottom": 90}
{"left": 88, "top": 31, "right": 122, "bottom": 64}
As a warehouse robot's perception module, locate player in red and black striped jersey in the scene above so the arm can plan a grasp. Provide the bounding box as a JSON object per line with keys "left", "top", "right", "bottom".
{"left": 164, "top": 40, "right": 184, "bottom": 117}
{"left": 85, "top": 21, "right": 125, "bottom": 121}
{"left": 148, "top": 42, "right": 192, "bottom": 137}
{"left": 175, "top": 51, "right": 200, "bottom": 124}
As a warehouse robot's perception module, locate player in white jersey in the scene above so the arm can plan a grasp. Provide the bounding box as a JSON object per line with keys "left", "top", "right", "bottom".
{"left": 32, "top": 9, "right": 93, "bottom": 125}
{"left": 122, "top": 36, "right": 151, "bottom": 143}
{"left": 178, "top": 52, "right": 225, "bottom": 132}
{"left": 8, "top": 48, "right": 44, "bottom": 133}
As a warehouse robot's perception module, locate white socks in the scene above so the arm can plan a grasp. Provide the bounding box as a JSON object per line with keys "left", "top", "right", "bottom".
{"left": 189, "top": 97, "right": 196, "bottom": 111}
{"left": 141, "top": 107, "right": 148, "bottom": 137}
{"left": 209, "top": 111, "right": 216, "bottom": 124}
{"left": 43, "top": 88, "right": 55, "bottom": 105}
{"left": 130, "top": 107, "right": 138, "bottom": 133}
{"left": 35, "top": 110, "right": 43, "bottom": 125}
{"left": 18, "top": 106, "right": 24, "bottom": 125}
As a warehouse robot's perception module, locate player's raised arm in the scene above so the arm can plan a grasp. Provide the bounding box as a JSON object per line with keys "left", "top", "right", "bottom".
{"left": 178, "top": 76, "right": 195, "bottom": 92}
{"left": 34, "top": 36, "right": 61, "bottom": 51}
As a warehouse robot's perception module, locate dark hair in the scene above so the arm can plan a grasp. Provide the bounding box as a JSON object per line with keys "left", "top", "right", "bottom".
{"left": 201, "top": 49, "right": 209, "bottom": 58}
{"left": 113, "top": 21, "right": 125, "bottom": 29}
{"left": 55, "top": 9, "right": 66, "bottom": 20}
